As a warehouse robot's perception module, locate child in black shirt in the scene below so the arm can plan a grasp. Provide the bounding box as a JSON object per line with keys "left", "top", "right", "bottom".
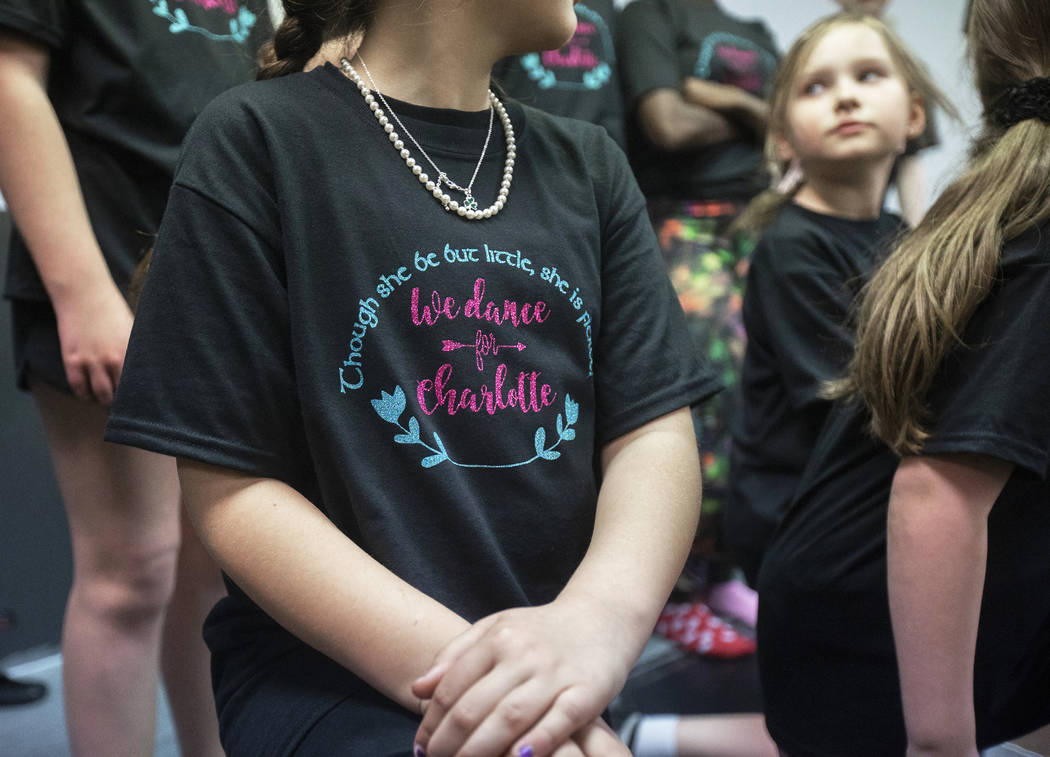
{"left": 758, "top": 1, "right": 1050, "bottom": 752}
{"left": 104, "top": 0, "right": 720, "bottom": 755}
{"left": 0, "top": 2, "right": 269, "bottom": 753}
{"left": 493, "top": 0, "right": 625, "bottom": 148}
{"left": 725, "top": 12, "right": 941, "bottom": 584}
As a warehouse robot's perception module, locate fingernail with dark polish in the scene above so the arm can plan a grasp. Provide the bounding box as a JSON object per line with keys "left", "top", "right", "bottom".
{"left": 517, "top": 747, "right": 534, "bottom": 757}
{"left": 414, "top": 745, "right": 425, "bottom": 757}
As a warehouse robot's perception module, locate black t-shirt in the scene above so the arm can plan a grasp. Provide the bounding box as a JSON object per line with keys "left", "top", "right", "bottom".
{"left": 494, "top": 0, "right": 625, "bottom": 148}
{"left": 1, "top": 0, "right": 270, "bottom": 302}
{"left": 758, "top": 221, "right": 1050, "bottom": 755}
{"left": 616, "top": 0, "right": 777, "bottom": 201}
{"left": 726, "top": 204, "right": 902, "bottom": 577}
{"left": 105, "top": 63, "right": 719, "bottom": 743}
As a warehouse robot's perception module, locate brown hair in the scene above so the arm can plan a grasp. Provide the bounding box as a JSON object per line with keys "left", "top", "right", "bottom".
{"left": 733, "top": 12, "right": 953, "bottom": 233}
{"left": 830, "top": 0, "right": 1050, "bottom": 454}
{"left": 257, "top": 0, "right": 378, "bottom": 80}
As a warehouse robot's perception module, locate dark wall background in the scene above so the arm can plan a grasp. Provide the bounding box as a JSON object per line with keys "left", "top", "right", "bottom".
{"left": 0, "top": 209, "right": 72, "bottom": 658}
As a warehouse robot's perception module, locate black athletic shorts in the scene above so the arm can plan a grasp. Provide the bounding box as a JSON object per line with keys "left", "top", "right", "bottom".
{"left": 9, "top": 297, "right": 71, "bottom": 393}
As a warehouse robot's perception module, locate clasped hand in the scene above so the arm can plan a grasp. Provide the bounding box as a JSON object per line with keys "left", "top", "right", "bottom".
{"left": 411, "top": 597, "right": 634, "bottom": 757}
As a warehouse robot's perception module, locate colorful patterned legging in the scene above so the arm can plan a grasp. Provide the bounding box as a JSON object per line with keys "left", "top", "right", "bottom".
{"left": 649, "top": 198, "right": 756, "bottom": 570}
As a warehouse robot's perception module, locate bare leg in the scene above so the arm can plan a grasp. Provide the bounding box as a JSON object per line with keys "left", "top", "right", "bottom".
{"left": 34, "top": 381, "right": 179, "bottom": 756}
{"left": 160, "top": 505, "right": 225, "bottom": 757}
{"left": 675, "top": 713, "right": 778, "bottom": 757}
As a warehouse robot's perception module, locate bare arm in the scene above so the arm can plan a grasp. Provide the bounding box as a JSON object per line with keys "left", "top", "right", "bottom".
{"left": 636, "top": 87, "right": 741, "bottom": 152}
{"left": 177, "top": 459, "right": 471, "bottom": 712}
{"left": 565, "top": 404, "right": 702, "bottom": 647}
{"left": 681, "top": 76, "right": 769, "bottom": 140}
{"left": 412, "top": 406, "right": 701, "bottom": 757}
{"left": 0, "top": 31, "right": 132, "bottom": 403}
{"left": 887, "top": 453, "right": 1012, "bottom": 757}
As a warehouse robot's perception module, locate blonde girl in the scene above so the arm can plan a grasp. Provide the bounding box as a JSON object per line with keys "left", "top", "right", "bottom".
{"left": 757, "top": 1, "right": 1050, "bottom": 753}
{"left": 725, "top": 12, "right": 946, "bottom": 586}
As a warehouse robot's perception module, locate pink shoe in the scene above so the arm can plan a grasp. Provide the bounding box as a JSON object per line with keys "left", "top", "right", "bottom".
{"left": 705, "top": 579, "right": 758, "bottom": 628}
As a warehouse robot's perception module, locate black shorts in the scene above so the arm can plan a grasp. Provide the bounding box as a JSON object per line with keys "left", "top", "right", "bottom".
{"left": 9, "top": 297, "right": 72, "bottom": 394}
{"left": 206, "top": 593, "right": 420, "bottom": 756}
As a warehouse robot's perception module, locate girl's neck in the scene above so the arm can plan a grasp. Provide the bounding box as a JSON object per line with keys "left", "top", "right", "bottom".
{"left": 793, "top": 158, "right": 894, "bottom": 220}
{"left": 335, "top": 6, "right": 498, "bottom": 112}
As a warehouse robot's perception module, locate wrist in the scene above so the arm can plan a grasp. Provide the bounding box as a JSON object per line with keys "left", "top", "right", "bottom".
{"left": 47, "top": 264, "right": 120, "bottom": 311}
{"left": 555, "top": 583, "right": 655, "bottom": 662}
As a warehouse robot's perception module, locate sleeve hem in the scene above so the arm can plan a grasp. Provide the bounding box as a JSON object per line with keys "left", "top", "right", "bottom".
{"left": 0, "top": 8, "right": 66, "bottom": 50}
{"left": 105, "top": 416, "right": 293, "bottom": 481}
{"left": 597, "top": 374, "right": 723, "bottom": 446}
{"left": 921, "top": 431, "right": 1048, "bottom": 480}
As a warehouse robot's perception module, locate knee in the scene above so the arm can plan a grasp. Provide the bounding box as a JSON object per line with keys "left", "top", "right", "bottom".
{"left": 74, "top": 542, "right": 179, "bottom": 628}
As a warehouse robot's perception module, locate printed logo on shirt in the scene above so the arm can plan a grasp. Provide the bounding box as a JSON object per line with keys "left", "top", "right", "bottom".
{"left": 148, "top": 0, "right": 257, "bottom": 43}
{"left": 518, "top": 4, "right": 615, "bottom": 91}
{"left": 694, "top": 32, "right": 776, "bottom": 97}
{"left": 338, "top": 242, "right": 595, "bottom": 470}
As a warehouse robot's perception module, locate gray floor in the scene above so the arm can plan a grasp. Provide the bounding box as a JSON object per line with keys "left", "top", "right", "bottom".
{"left": 0, "top": 647, "right": 178, "bottom": 757}
{"left": 0, "top": 646, "right": 1043, "bottom": 757}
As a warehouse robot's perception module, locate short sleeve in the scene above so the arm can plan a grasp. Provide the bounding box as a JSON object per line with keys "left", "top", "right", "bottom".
{"left": 106, "top": 93, "right": 303, "bottom": 481}
{"left": 0, "top": 0, "right": 69, "bottom": 50}
{"left": 590, "top": 136, "right": 722, "bottom": 442}
{"left": 616, "top": 0, "right": 680, "bottom": 107}
{"left": 745, "top": 232, "right": 857, "bottom": 409}
{"left": 922, "top": 247, "right": 1050, "bottom": 478}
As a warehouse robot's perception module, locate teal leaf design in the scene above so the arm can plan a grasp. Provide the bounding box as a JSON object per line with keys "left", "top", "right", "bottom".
{"left": 564, "top": 395, "right": 579, "bottom": 425}
{"left": 393, "top": 416, "right": 420, "bottom": 445}
{"left": 539, "top": 71, "right": 557, "bottom": 89}
{"left": 371, "top": 386, "right": 406, "bottom": 424}
{"left": 152, "top": 0, "right": 169, "bottom": 17}
{"left": 170, "top": 8, "right": 190, "bottom": 33}
{"left": 369, "top": 387, "right": 580, "bottom": 469}
{"left": 534, "top": 427, "right": 547, "bottom": 456}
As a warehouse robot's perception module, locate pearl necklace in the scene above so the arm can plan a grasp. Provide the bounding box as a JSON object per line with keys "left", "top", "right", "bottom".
{"left": 339, "top": 56, "right": 515, "bottom": 220}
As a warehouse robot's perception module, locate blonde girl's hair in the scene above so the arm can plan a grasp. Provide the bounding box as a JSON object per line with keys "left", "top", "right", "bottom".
{"left": 732, "top": 13, "right": 954, "bottom": 234}
{"left": 829, "top": 0, "right": 1050, "bottom": 454}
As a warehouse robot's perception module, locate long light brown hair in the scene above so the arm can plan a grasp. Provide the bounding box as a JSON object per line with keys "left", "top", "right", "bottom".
{"left": 830, "top": 0, "right": 1050, "bottom": 454}
{"left": 733, "top": 12, "right": 953, "bottom": 233}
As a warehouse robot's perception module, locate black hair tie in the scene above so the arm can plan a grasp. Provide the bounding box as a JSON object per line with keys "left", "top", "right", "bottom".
{"left": 989, "top": 76, "right": 1050, "bottom": 129}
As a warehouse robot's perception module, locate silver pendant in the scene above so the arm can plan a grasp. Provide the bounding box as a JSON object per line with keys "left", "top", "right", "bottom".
{"left": 463, "top": 192, "right": 479, "bottom": 212}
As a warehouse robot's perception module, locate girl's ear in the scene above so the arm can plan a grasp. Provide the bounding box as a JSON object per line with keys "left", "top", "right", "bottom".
{"left": 906, "top": 94, "right": 927, "bottom": 140}
{"left": 774, "top": 134, "right": 795, "bottom": 164}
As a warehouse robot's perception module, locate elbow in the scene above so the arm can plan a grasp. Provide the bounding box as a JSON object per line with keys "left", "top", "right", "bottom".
{"left": 642, "top": 118, "right": 686, "bottom": 152}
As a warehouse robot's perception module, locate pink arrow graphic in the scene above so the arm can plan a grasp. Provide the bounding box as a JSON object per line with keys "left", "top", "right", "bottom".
{"left": 441, "top": 332, "right": 527, "bottom": 371}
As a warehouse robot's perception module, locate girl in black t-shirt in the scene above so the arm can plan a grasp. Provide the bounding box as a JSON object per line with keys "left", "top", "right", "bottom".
{"left": 724, "top": 12, "right": 940, "bottom": 586}
{"left": 757, "top": 0, "right": 1050, "bottom": 753}
{"left": 102, "top": 0, "right": 721, "bottom": 755}
{"left": 616, "top": 2, "right": 779, "bottom": 610}
{"left": 0, "top": 2, "right": 268, "bottom": 754}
